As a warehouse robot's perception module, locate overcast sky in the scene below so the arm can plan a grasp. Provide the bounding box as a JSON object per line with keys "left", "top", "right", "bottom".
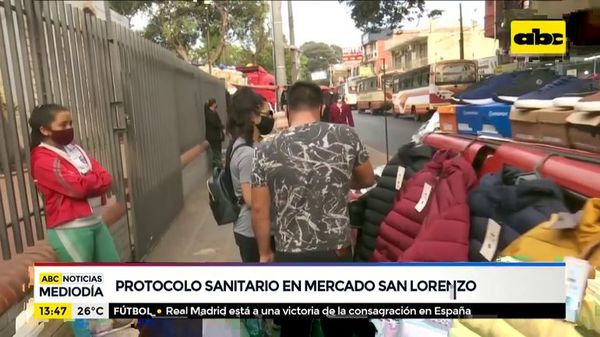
{"left": 131, "top": 1, "right": 486, "bottom": 50}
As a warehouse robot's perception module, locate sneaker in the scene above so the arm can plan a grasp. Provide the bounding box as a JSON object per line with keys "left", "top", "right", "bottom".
{"left": 574, "top": 90, "right": 600, "bottom": 112}
{"left": 553, "top": 85, "right": 600, "bottom": 108}
{"left": 454, "top": 71, "right": 528, "bottom": 105}
{"left": 493, "top": 69, "right": 559, "bottom": 103}
{"left": 514, "top": 76, "right": 598, "bottom": 109}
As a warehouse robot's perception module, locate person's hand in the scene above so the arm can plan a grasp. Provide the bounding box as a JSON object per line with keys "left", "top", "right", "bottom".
{"left": 260, "top": 251, "right": 274, "bottom": 263}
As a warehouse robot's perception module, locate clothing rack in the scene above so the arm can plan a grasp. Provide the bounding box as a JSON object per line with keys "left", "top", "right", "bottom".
{"left": 424, "top": 133, "right": 600, "bottom": 198}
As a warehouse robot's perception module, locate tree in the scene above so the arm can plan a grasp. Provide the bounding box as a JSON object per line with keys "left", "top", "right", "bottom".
{"left": 142, "top": 2, "right": 203, "bottom": 62}
{"left": 300, "top": 42, "right": 342, "bottom": 73}
{"left": 340, "top": 0, "right": 443, "bottom": 32}
{"left": 109, "top": 0, "right": 152, "bottom": 25}
{"left": 112, "top": 1, "right": 270, "bottom": 64}
{"left": 298, "top": 54, "right": 311, "bottom": 80}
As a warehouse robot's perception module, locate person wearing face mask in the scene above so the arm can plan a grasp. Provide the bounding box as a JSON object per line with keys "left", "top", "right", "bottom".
{"left": 28, "top": 104, "right": 125, "bottom": 336}
{"left": 226, "top": 88, "right": 275, "bottom": 337}
{"left": 329, "top": 95, "right": 354, "bottom": 127}
{"left": 257, "top": 99, "right": 275, "bottom": 138}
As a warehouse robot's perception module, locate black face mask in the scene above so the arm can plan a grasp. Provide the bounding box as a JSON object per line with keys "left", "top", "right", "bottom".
{"left": 257, "top": 116, "right": 275, "bottom": 135}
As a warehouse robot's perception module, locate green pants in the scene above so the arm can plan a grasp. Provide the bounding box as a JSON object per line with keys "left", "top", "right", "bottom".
{"left": 47, "top": 221, "right": 120, "bottom": 263}
{"left": 48, "top": 222, "right": 120, "bottom": 337}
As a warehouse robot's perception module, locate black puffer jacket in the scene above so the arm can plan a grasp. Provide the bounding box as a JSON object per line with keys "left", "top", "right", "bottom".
{"left": 468, "top": 165, "right": 569, "bottom": 261}
{"left": 351, "top": 142, "right": 436, "bottom": 262}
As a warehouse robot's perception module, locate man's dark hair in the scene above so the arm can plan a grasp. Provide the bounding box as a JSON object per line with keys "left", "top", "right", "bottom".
{"left": 287, "top": 81, "right": 323, "bottom": 112}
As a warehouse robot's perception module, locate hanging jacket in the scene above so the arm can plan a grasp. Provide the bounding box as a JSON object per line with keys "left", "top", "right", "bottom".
{"left": 31, "top": 144, "right": 111, "bottom": 229}
{"left": 372, "top": 150, "right": 477, "bottom": 262}
{"left": 350, "top": 142, "right": 436, "bottom": 262}
{"left": 468, "top": 166, "right": 569, "bottom": 262}
{"left": 501, "top": 198, "right": 600, "bottom": 269}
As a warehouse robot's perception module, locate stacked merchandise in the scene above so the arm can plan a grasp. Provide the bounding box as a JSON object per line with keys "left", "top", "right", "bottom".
{"left": 579, "top": 270, "right": 600, "bottom": 334}
{"left": 350, "top": 133, "right": 600, "bottom": 336}
{"left": 435, "top": 68, "right": 600, "bottom": 153}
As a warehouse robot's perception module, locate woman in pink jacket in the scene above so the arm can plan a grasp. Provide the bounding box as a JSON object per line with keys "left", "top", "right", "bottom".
{"left": 328, "top": 95, "right": 354, "bottom": 127}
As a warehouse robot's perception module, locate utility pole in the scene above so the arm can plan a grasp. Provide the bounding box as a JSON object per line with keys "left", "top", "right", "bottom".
{"left": 205, "top": 0, "right": 213, "bottom": 74}
{"left": 271, "top": 0, "right": 287, "bottom": 109}
{"left": 287, "top": 0, "right": 298, "bottom": 82}
{"left": 382, "top": 58, "right": 389, "bottom": 160}
{"left": 459, "top": 3, "right": 465, "bottom": 60}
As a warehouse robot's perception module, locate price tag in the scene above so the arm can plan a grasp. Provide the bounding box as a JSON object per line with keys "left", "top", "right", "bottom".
{"left": 395, "top": 166, "right": 406, "bottom": 190}
{"left": 480, "top": 219, "right": 502, "bottom": 261}
{"left": 414, "top": 183, "right": 432, "bottom": 213}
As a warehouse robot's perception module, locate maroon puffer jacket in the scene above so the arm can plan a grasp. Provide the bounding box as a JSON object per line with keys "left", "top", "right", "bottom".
{"left": 371, "top": 150, "right": 478, "bottom": 262}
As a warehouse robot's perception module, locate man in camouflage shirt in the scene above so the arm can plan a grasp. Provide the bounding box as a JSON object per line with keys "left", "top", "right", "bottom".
{"left": 251, "top": 81, "right": 375, "bottom": 337}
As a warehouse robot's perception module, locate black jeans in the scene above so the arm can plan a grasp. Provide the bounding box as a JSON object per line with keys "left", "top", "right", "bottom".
{"left": 210, "top": 141, "right": 222, "bottom": 171}
{"left": 234, "top": 233, "right": 275, "bottom": 263}
{"left": 275, "top": 248, "right": 374, "bottom": 337}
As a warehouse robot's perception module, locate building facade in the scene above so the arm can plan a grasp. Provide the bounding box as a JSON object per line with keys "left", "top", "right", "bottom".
{"left": 387, "top": 23, "right": 498, "bottom": 73}
{"left": 361, "top": 30, "right": 393, "bottom": 76}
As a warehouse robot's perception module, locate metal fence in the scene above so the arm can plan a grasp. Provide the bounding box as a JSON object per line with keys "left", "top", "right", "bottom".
{"left": 0, "top": 0, "right": 224, "bottom": 260}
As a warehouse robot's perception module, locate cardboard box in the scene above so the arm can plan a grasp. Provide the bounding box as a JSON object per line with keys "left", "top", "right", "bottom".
{"left": 510, "top": 107, "right": 573, "bottom": 146}
{"left": 437, "top": 105, "right": 458, "bottom": 134}
{"left": 537, "top": 107, "right": 573, "bottom": 147}
{"left": 479, "top": 103, "right": 512, "bottom": 138}
{"left": 567, "top": 111, "right": 600, "bottom": 153}
{"left": 456, "top": 105, "right": 483, "bottom": 135}
{"left": 511, "top": 107, "right": 542, "bottom": 142}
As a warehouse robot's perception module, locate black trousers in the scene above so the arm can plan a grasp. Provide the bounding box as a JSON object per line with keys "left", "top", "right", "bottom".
{"left": 234, "top": 233, "right": 276, "bottom": 263}
{"left": 209, "top": 141, "right": 222, "bottom": 171}
{"left": 274, "top": 249, "right": 375, "bottom": 337}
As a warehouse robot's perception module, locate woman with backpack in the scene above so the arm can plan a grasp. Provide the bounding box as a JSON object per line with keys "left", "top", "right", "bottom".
{"left": 226, "top": 87, "right": 275, "bottom": 337}
{"left": 227, "top": 87, "right": 274, "bottom": 262}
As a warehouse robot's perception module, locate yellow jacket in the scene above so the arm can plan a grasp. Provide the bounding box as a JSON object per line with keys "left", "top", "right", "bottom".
{"left": 449, "top": 319, "right": 586, "bottom": 337}
{"left": 449, "top": 199, "right": 600, "bottom": 337}
{"left": 501, "top": 198, "right": 600, "bottom": 270}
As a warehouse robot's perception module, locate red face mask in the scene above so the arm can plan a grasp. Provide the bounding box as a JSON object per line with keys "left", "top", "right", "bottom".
{"left": 50, "top": 128, "right": 74, "bottom": 146}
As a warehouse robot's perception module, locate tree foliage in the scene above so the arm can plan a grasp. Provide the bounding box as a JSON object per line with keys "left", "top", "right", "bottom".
{"left": 300, "top": 42, "right": 342, "bottom": 73}
{"left": 109, "top": 0, "right": 152, "bottom": 21}
{"left": 340, "top": 0, "right": 443, "bottom": 32}
{"left": 111, "top": 1, "right": 270, "bottom": 64}
{"left": 109, "top": 1, "right": 321, "bottom": 84}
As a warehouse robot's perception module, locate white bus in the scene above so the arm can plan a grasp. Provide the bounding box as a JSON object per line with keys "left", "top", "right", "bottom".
{"left": 387, "top": 59, "right": 478, "bottom": 120}
{"left": 338, "top": 76, "right": 361, "bottom": 108}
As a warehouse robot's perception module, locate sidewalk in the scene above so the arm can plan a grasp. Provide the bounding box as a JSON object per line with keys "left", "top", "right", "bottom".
{"left": 366, "top": 146, "right": 389, "bottom": 167}
{"left": 145, "top": 146, "right": 388, "bottom": 263}
{"left": 143, "top": 146, "right": 389, "bottom": 336}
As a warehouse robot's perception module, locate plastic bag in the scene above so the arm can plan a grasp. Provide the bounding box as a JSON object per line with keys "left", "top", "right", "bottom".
{"left": 411, "top": 112, "right": 440, "bottom": 144}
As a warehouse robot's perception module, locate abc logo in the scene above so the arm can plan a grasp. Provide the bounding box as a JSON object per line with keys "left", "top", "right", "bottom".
{"left": 514, "top": 29, "right": 563, "bottom": 46}
{"left": 510, "top": 20, "right": 566, "bottom": 55}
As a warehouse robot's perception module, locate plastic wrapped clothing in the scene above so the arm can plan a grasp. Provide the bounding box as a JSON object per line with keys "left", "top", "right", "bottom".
{"left": 468, "top": 166, "right": 569, "bottom": 261}
{"left": 372, "top": 150, "right": 477, "bottom": 262}
{"left": 350, "top": 142, "right": 436, "bottom": 262}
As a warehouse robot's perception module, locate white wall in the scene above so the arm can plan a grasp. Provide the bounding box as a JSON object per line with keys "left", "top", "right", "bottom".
{"left": 63, "top": 0, "right": 130, "bottom": 28}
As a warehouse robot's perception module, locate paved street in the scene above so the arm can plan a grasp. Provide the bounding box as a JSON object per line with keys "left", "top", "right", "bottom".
{"left": 352, "top": 111, "right": 423, "bottom": 158}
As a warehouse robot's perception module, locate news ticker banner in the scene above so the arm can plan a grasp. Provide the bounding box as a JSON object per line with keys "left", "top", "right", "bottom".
{"left": 33, "top": 263, "right": 566, "bottom": 320}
